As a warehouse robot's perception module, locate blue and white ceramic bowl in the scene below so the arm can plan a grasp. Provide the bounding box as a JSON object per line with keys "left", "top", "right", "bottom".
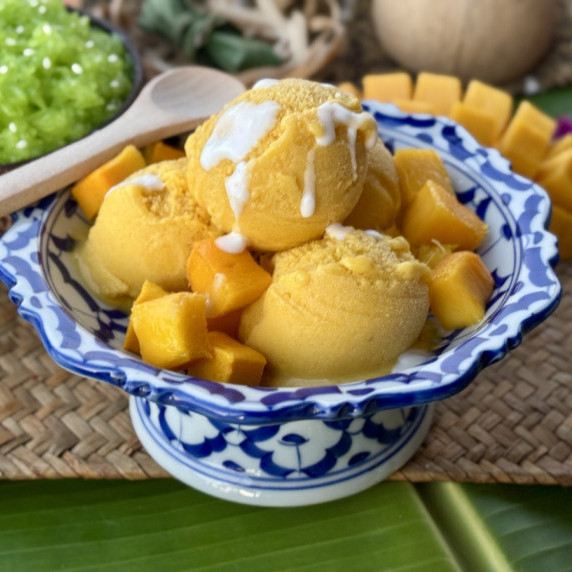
{"left": 0, "top": 101, "right": 561, "bottom": 506}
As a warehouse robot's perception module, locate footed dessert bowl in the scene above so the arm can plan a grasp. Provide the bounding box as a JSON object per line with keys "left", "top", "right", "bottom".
{"left": 0, "top": 102, "right": 561, "bottom": 506}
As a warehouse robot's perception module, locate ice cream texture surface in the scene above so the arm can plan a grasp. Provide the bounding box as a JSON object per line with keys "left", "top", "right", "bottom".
{"left": 239, "top": 228, "right": 430, "bottom": 385}
{"left": 184, "top": 78, "right": 378, "bottom": 252}
{"left": 77, "top": 159, "right": 220, "bottom": 304}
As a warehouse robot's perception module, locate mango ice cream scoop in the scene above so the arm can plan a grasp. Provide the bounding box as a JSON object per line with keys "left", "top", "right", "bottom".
{"left": 239, "top": 227, "right": 430, "bottom": 385}
{"left": 77, "top": 159, "right": 220, "bottom": 304}
{"left": 184, "top": 78, "right": 378, "bottom": 252}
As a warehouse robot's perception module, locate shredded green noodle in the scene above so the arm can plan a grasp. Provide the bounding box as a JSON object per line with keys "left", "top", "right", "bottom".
{"left": 0, "top": 0, "right": 134, "bottom": 163}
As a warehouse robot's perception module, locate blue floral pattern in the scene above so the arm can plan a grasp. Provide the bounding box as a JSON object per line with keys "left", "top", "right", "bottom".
{"left": 0, "top": 102, "right": 561, "bottom": 424}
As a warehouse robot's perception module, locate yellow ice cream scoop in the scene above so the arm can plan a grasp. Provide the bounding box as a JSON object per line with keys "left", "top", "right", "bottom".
{"left": 77, "top": 159, "right": 221, "bottom": 305}
{"left": 239, "top": 227, "right": 430, "bottom": 386}
{"left": 184, "top": 78, "right": 378, "bottom": 252}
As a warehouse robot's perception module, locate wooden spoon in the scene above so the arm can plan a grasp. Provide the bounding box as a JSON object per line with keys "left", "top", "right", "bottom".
{"left": 0, "top": 66, "right": 245, "bottom": 217}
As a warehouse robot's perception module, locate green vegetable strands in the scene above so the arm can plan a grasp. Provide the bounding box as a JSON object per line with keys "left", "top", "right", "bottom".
{"left": 0, "top": 0, "right": 134, "bottom": 164}
{"left": 139, "top": 0, "right": 285, "bottom": 73}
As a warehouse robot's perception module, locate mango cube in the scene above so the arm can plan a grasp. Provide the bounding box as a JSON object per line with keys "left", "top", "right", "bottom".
{"left": 131, "top": 291, "right": 211, "bottom": 370}
{"left": 549, "top": 204, "right": 572, "bottom": 262}
{"left": 536, "top": 148, "right": 572, "bottom": 212}
{"left": 394, "top": 148, "right": 454, "bottom": 214}
{"left": 207, "top": 309, "right": 242, "bottom": 338}
{"left": 401, "top": 180, "right": 488, "bottom": 250}
{"left": 124, "top": 280, "right": 169, "bottom": 353}
{"left": 498, "top": 100, "right": 556, "bottom": 179}
{"left": 462, "top": 80, "right": 513, "bottom": 141}
{"left": 429, "top": 251, "right": 494, "bottom": 330}
{"left": 187, "top": 331, "right": 266, "bottom": 386}
{"left": 393, "top": 99, "right": 436, "bottom": 115}
{"left": 545, "top": 133, "right": 572, "bottom": 161}
{"left": 450, "top": 102, "right": 497, "bottom": 147}
{"left": 187, "top": 238, "right": 272, "bottom": 318}
{"left": 362, "top": 72, "right": 413, "bottom": 102}
{"left": 143, "top": 140, "right": 185, "bottom": 164}
{"left": 413, "top": 72, "right": 462, "bottom": 117}
{"left": 71, "top": 144, "right": 146, "bottom": 219}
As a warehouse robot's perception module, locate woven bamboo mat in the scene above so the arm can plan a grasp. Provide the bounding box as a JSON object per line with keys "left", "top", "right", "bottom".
{"left": 0, "top": 259, "right": 571, "bottom": 484}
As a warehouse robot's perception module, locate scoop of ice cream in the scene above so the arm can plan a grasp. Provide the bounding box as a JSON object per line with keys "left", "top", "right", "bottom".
{"left": 184, "top": 78, "right": 378, "bottom": 252}
{"left": 344, "top": 138, "right": 401, "bottom": 232}
{"left": 77, "top": 159, "right": 221, "bottom": 304}
{"left": 239, "top": 227, "right": 430, "bottom": 385}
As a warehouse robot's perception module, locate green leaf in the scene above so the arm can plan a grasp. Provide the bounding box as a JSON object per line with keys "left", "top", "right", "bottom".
{"left": 0, "top": 480, "right": 459, "bottom": 571}
{"left": 205, "top": 30, "right": 284, "bottom": 73}
{"left": 516, "top": 86, "right": 572, "bottom": 118}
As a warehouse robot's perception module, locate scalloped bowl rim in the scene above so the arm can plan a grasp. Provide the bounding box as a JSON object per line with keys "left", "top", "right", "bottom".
{"left": 0, "top": 101, "right": 562, "bottom": 424}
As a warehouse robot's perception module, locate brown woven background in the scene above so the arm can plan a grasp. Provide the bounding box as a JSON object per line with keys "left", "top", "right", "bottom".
{"left": 0, "top": 261, "right": 570, "bottom": 484}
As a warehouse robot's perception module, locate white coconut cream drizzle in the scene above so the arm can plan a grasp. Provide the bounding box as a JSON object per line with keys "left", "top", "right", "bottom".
{"left": 300, "top": 148, "right": 316, "bottom": 218}
{"left": 252, "top": 78, "right": 280, "bottom": 89}
{"left": 215, "top": 231, "right": 250, "bottom": 254}
{"left": 224, "top": 160, "right": 250, "bottom": 219}
{"left": 200, "top": 100, "right": 281, "bottom": 170}
{"left": 106, "top": 173, "right": 164, "bottom": 196}
{"left": 315, "top": 102, "right": 377, "bottom": 179}
{"left": 201, "top": 99, "right": 281, "bottom": 253}
{"left": 326, "top": 222, "right": 353, "bottom": 241}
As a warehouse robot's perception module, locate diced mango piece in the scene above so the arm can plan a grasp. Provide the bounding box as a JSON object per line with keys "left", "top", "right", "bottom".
{"left": 429, "top": 251, "right": 494, "bottom": 330}
{"left": 413, "top": 72, "right": 462, "bottom": 117}
{"left": 545, "top": 133, "right": 572, "bottom": 161}
{"left": 362, "top": 72, "right": 413, "bottom": 102}
{"left": 549, "top": 204, "right": 572, "bottom": 262}
{"left": 394, "top": 148, "right": 454, "bottom": 214}
{"left": 187, "top": 238, "right": 272, "bottom": 318}
{"left": 186, "top": 331, "right": 266, "bottom": 386}
{"left": 401, "top": 179, "right": 488, "bottom": 251}
{"left": 462, "top": 80, "right": 513, "bottom": 141}
{"left": 338, "top": 81, "right": 362, "bottom": 98}
{"left": 450, "top": 102, "right": 497, "bottom": 147}
{"left": 131, "top": 291, "right": 211, "bottom": 370}
{"left": 498, "top": 100, "right": 556, "bottom": 179}
{"left": 124, "top": 280, "right": 169, "bottom": 353}
{"left": 71, "top": 145, "right": 146, "bottom": 219}
{"left": 536, "top": 148, "right": 572, "bottom": 211}
{"left": 392, "top": 99, "right": 436, "bottom": 115}
{"left": 143, "top": 140, "right": 185, "bottom": 164}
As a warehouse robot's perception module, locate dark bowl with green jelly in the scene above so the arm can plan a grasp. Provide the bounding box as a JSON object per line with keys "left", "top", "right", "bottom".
{"left": 0, "top": 5, "right": 143, "bottom": 175}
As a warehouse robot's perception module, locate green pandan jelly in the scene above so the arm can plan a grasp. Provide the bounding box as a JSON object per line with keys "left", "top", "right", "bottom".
{"left": 0, "top": 0, "right": 135, "bottom": 164}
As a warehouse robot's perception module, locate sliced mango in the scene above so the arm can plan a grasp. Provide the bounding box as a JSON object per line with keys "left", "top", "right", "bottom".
{"left": 401, "top": 179, "right": 488, "bottom": 251}
{"left": 429, "top": 251, "right": 494, "bottom": 331}
{"left": 186, "top": 331, "right": 266, "bottom": 386}
{"left": 71, "top": 144, "right": 146, "bottom": 219}
{"left": 394, "top": 148, "right": 454, "bottom": 214}
{"left": 124, "top": 280, "right": 169, "bottom": 354}
{"left": 207, "top": 309, "right": 242, "bottom": 339}
{"left": 130, "top": 291, "right": 211, "bottom": 370}
{"left": 545, "top": 133, "right": 572, "bottom": 161}
{"left": 187, "top": 238, "right": 272, "bottom": 318}
{"left": 362, "top": 72, "right": 413, "bottom": 102}
{"left": 393, "top": 99, "right": 436, "bottom": 115}
{"left": 143, "top": 140, "right": 185, "bottom": 164}
{"left": 498, "top": 100, "right": 556, "bottom": 179}
{"left": 536, "top": 148, "right": 572, "bottom": 211}
{"left": 549, "top": 204, "right": 572, "bottom": 262}
{"left": 462, "top": 80, "right": 513, "bottom": 141}
{"left": 413, "top": 72, "right": 462, "bottom": 117}
{"left": 450, "top": 102, "right": 497, "bottom": 147}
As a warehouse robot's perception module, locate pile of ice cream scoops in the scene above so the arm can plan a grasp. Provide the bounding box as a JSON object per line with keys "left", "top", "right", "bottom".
{"left": 75, "top": 78, "right": 487, "bottom": 387}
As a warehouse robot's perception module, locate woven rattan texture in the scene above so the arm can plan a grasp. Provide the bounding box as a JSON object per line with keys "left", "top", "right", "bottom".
{"left": 0, "top": 262, "right": 571, "bottom": 483}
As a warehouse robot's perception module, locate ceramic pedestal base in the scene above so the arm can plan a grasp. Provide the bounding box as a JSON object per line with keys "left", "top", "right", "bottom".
{"left": 130, "top": 396, "right": 434, "bottom": 507}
